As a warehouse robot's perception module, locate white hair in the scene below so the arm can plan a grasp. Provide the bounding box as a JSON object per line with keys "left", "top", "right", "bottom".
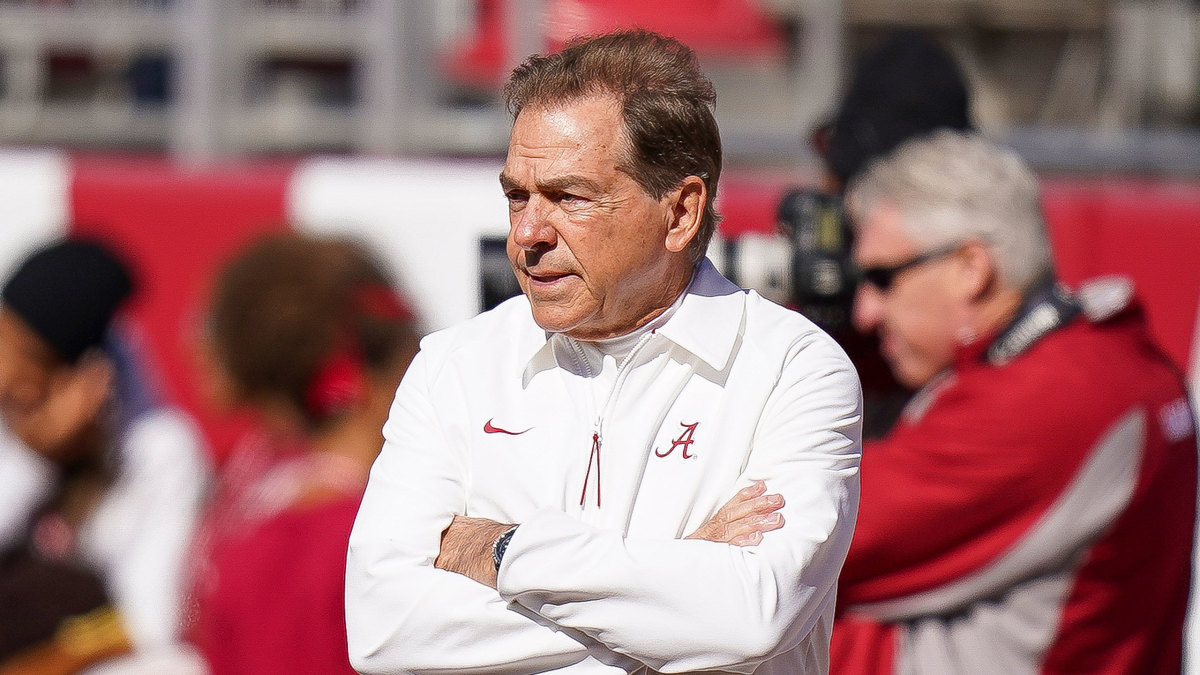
{"left": 845, "top": 130, "right": 1053, "bottom": 291}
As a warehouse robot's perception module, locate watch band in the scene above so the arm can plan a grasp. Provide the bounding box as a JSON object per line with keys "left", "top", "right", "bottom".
{"left": 492, "top": 525, "right": 518, "bottom": 571}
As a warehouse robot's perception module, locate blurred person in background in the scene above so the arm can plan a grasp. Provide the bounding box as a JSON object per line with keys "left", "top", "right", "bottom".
{"left": 0, "top": 239, "right": 209, "bottom": 674}
{"left": 830, "top": 131, "right": 1197, "bottom": 673}
{"left": 814, "top": 31, "right": 973, "bottom": 194}
{"left": 782, "top": 30, "right": 974, "bottom": 439}
{"left": 186, "top": 232, "right": 420, "bottom": 675}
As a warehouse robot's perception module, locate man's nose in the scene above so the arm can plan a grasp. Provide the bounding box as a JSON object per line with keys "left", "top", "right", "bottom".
{"left": 852, "top": 284, "right": 885, "bottom": 333}
{"left": 510, "top": 197, "right": 557, "bottom": 251}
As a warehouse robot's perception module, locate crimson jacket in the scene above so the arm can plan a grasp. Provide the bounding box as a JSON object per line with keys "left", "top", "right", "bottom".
{"left": 832, "top": 279, "right": 1197, "bottom": 674}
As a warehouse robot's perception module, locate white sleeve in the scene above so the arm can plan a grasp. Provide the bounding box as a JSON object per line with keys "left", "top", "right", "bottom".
{"left": 0, "top": 426, "right": 55, "bottom": 548}
{"left": 345, "top": 350, "right": 595, "bottom": 675}
{"left": 81, "top": 409, "right": 211, "bottom": 649}
{"left": 497, "top": 340, "right": 863, "bottom": 673}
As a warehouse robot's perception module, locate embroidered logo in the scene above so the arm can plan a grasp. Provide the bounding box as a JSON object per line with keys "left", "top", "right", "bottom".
{"left": 655, "top": 422, "right": 699, "bottom": 459}
{"left": 1159, "top": 397, "right": 1195, "bottom": 443}
{"left": 484, "top": 419, "right": 531, "bottom": 435}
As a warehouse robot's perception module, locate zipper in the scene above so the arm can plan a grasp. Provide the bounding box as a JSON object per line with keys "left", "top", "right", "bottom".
{"left": 572, "top": 329, "right": 657, "bottom": 509}
{"left": 567, "top": 337, "right": 601, "bottom": 507}
{"left": 580, "top": 431, "right": 602, "bottom": 508}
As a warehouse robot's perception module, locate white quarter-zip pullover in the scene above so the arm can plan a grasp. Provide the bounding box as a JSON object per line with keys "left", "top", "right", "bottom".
{"left": 347, "top": 259, "right": 862, "bottom": 674}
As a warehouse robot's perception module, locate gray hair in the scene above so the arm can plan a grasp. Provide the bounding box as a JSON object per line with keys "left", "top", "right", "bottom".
{"left": 846, "top": 130, "right": 1053, "bottom": 291}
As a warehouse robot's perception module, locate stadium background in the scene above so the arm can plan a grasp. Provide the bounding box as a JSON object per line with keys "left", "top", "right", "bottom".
{"left": 1, "top": 0, "right": 1199, "bottom": 667}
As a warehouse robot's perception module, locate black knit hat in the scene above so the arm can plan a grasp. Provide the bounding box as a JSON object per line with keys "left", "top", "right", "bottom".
{"left": 820, "top": 32, "right": 973, "bottom": 184}
{"left": 1, "top": 239, "right": 134, "bottom": 363}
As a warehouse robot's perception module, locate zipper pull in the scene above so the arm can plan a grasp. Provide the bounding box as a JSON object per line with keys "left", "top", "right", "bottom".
{"left": 579, "top": 431, "right": 602, "bottom": 508}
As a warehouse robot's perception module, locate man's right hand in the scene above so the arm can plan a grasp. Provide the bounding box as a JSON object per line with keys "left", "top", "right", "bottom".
{"left": 685, "top": 480, "right": 785, "bottom": 546}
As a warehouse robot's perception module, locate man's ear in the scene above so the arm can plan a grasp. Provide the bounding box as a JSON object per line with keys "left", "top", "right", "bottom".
{"left": 665, "top": 176, "right": 706, "bottom": 254}
{"left": 956, "top": 239, "right": 997, "bottom": 301}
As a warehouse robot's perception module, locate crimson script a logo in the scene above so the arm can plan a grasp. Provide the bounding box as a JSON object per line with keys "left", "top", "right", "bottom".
{"left": 655, "top": 422, "right": 699, "bottom": 459}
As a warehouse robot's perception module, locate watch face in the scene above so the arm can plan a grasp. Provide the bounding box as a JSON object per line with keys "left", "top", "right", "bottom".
{"left": 493, "top": 526, "right": 517, "bottom": 570}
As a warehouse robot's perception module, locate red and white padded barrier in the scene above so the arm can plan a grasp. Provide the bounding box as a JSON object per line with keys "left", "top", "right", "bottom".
{"left": 2, "top": 149, "right": 1199, "bottom": 450}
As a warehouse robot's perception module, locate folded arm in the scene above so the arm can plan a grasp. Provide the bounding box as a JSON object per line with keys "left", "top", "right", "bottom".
{"left": 347, "top": 340, "right": 862, "bottom": 674}
{"left": 491, "top": 346, "right": 862, "bottom": 673}
{"left": 436, "top": 480, "right": 786, "bottom": 588}
{"left": 346, "top": 354, "right": 595, "bottom": 675}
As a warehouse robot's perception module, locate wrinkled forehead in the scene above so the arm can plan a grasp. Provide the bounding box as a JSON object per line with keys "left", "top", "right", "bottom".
{"left": 509, "top": 95, "right": 630, "bottom": 150}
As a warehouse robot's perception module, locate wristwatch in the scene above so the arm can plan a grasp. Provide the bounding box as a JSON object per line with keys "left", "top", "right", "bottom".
{"left": 492, "top": 525, "right": 518, "bottom": 571}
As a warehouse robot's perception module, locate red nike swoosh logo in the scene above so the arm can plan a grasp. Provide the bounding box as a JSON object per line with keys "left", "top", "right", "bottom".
{"left": 484, "top": 419, "right": 532, "bottom": 435}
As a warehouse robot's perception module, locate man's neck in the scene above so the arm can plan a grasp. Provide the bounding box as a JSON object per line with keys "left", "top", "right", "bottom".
{"left": 568, "top": 260, "right": 697, "bottom": 342}
{"left": 983, "top": 277, "right": 1080, "bottom": 365}
{"left": 972, "top": 286, "right": 1026, "bottom": 342}
{"left": 627, "top": 259, "right": 697, "bottom": 332}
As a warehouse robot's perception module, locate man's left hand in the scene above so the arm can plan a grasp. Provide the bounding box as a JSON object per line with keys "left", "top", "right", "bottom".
{"left": 686, "top": 480, "right": 785, "bottom": 546}
{"left": 435, "top": 515, "right": 515, "bottom": 588}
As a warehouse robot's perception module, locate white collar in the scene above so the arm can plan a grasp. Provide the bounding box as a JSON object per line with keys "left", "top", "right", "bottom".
{"left": 653, "top": 258, "right": 745, "bottom": 372}
{"left": 521, "top": 259, "right": 746, "bottom": 385}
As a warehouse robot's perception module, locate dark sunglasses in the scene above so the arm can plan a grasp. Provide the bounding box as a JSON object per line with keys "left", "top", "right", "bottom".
{"left": 856, "top": 245, "right": 961, "bottom": 291}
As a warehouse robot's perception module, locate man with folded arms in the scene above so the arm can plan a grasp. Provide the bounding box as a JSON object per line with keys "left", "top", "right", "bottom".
{"left": 345, "top": 30, "right": 862, "bottom": 674}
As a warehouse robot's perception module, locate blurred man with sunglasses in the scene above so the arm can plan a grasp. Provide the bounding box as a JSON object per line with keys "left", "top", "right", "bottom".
{"left": 830, "top": 130, "right": 1197, "bottom": 673}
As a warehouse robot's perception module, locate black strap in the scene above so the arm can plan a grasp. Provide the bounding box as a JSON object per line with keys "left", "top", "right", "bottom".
{"left": 985, "top": 278, "right": 1081, "bottom": 366}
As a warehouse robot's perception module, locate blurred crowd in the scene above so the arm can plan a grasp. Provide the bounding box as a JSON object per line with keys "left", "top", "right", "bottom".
{"left": 0, "top": 232, "right": 421, "bottom": 674}
{"left": 0, "top": 28, "right": 1196, "bottom": 675}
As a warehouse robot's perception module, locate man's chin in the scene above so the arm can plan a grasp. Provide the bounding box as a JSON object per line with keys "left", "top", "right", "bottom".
{"left": 529, "top": 307, "right": 621, "bottom": 341}
{"left": 528, "top": 304, "right": 581, "bottom": 336}
{"left": 891, "top": 360, "right": 941, "bottom": 390}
